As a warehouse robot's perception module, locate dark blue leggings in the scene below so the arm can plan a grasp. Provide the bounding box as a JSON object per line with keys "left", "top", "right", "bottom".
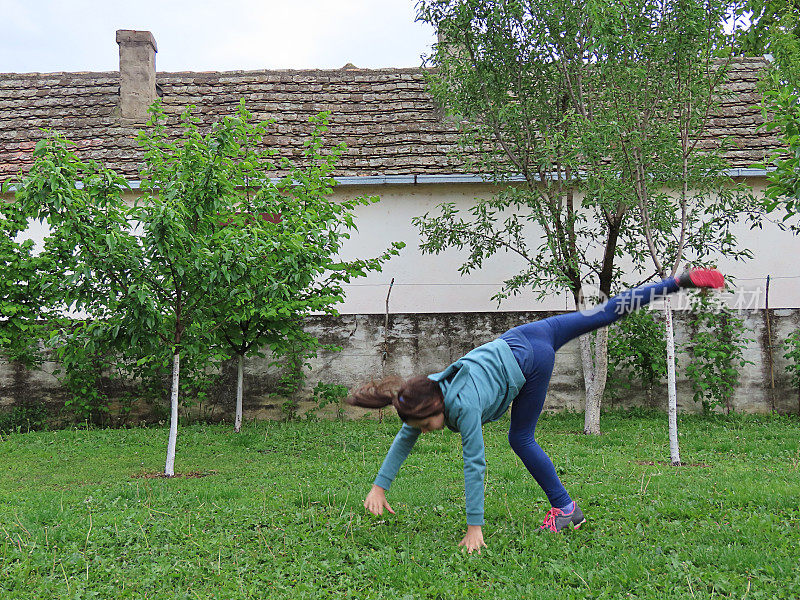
{"left": 499, "top": 277, "right": 680, "bottom": 508}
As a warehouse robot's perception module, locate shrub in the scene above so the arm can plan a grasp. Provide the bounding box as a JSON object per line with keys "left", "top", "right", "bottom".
{"left": 312, "top": 381, "right": 350, "bottom": 420}
{"left": 0, "top": 403, "right": 48, "bottom": 434}
{"left": 783, "top": 329, "right": 800, "bottom": 414}
{"left": 606, "top": 309, "right": 667, "bottom": 407}
{"left": 685, "top": 293, "right": 752, "bottom": 415}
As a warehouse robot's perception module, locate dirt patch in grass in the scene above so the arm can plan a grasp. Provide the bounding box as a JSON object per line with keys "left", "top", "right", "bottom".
{"left": 131, "top": 470, "right": 217, "bottom": 479}
{"left": 634, "top": 460, "right": 712, "bottom": 468}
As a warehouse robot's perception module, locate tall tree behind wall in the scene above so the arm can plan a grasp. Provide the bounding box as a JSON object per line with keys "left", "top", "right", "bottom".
{"left": 415, "top": 0, "right": 751, "bottom": 433}
{"left": 596, "top": 0, "right": 754, "bottom": 464}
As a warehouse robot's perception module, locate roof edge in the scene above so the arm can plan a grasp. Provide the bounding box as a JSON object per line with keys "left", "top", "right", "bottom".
{"left": 0, "top": 66, "right": 433, "bottom": 79}
{"left": 2, "top": 169, "right": 773, "bottom": 194}
{"left": 123, "top": 168, "right": 773, "bottom": 189}
{"left": 1, "top": 56, "right": 769, "bottom": 80}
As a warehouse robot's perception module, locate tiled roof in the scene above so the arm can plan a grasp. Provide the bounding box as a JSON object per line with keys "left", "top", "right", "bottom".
{"left": 0, "top": 57, "right": 780, "bottom": 182}
{"left": 699, "top": 57, "right": 778, "bottom": 167}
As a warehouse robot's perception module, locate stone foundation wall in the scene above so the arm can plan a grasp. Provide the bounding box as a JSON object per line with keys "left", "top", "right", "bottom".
{"left": 1, "top": 309, "right": 799, "bottom": 424}
{"left": 294, "top": 309, "right": 800, "bottom": 416}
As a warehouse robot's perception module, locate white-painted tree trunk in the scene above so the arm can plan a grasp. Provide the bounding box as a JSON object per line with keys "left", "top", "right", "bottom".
{"left": 234, "top": 353, "right": 244, "bottom": 433}
{"left": 164, "top": 352, "right": 180, "bottom": 477}
{"left": 664, "top": 296, "right": 681, "bottom": 466}
{"left": 581, "top": 328, "right": 609, "bottom": 435}
{"left": 579, "top": 334, "right": 593, "bottom": 398}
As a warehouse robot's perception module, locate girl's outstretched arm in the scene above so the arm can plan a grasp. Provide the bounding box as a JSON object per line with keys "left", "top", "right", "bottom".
{"left": 373, "top": 424, "right": 421, "bottom": 491}
{"left": 364, "top": 484, "right": 395, "bottom": 516}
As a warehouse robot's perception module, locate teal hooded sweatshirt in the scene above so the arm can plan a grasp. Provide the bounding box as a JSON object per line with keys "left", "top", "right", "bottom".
{"left": 372, "top": 338, "right": 526, "bottom": 526}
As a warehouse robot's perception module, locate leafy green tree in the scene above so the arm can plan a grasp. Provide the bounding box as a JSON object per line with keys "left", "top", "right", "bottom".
{"left": 416, "top": 0, "right": 639, "bottom": 435}
{"left": 605, "top": 0, "right": 754, "bottom": 463}
{"left": 753, "top": 7, "right": 800, "bottom": 230}
{"left": 739, "top": 0, "right": 800, "bottom": 57}
{"left": 14, "top": 103, "right": 401, "bottom": 474}
{"left": 205, "top": 109, "right": 403, "bottom": 432}
{"left": 415, "top": 0, "right": 752, "bottom": 436}
{"left": 13, "top": 130, "right": 212, "bottom": 472}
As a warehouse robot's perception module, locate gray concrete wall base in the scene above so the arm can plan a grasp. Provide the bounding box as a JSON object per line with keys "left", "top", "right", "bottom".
{"left": 1, "top": 309, "right": 799, "bottom": 425}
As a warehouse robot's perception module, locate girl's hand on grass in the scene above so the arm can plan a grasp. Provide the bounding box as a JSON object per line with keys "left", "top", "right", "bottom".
{"left": 458, "top": 525, "right": 486, "bottom": 554}
{"left": 364, "top": 485, "right": 395, "bottom": 516}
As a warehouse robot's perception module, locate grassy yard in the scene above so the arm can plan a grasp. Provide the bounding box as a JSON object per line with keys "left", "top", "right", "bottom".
{"left": 1, "top": 411, "right": 798, "bottom": 599}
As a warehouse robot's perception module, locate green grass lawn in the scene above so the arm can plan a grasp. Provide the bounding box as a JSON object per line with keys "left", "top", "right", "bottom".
{"left": 1, "top": 411, "right": 798, "bottom": 599}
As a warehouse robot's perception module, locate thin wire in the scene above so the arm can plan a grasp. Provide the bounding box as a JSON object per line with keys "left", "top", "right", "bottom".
{"left": 735, "top": 276, "right": 800, "bottom": 281}
{"left": 341, "top": 275, "right": 800, "bottom": 287}
{"left": 342, "top": 282, "right": 519, "bottom": 287}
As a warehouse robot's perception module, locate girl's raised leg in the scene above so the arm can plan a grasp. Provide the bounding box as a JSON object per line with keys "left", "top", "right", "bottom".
{"left": 500, "top": 269, "right": 723, "bottom": 530}
{"left": 541, "top": 269, "right": 724, "bottom": 351}
{"left": 543, "top": 277, "right": 680, "bottom": 351}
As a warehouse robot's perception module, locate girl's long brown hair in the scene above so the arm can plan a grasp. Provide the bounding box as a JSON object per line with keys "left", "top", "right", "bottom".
{"left": 347, "top": 375, "right": 444, "bottom": 422}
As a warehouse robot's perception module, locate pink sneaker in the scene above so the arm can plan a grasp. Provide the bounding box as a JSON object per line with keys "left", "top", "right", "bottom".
{"left": 537, "top": 504, "right": 586, "bottom": 533}
{"left": 677, "top": 268, "right": 725, "bottom": 289}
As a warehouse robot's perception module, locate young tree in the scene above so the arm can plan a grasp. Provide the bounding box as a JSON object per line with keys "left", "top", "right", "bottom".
{"left": 618, "top": 0, "right": 755, "bottom": 464}
{"left": 416, "top": 0, "right": 640, "bottom": 434}
{"left": 132, "top": 103, "right": 401, "bottom": 463}
{"left": 207, "top": 110, "right": 403, "bottom": 432}
{"left": 13, "top": 103, "right": 402, "bottom": 472}
{"left": 13, "top": 129, "right": 221, "bottom": 474}
{"left": 415, "top": 0, "right": 751, "bottom": 434}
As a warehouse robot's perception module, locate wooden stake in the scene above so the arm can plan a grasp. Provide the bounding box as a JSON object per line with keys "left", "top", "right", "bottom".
{"left": 380, "top": 278, "right": 395, "bottom": 423}
{"left": 765, "top": 275, "right": 776, "bottom": 413}
{"left": 382, "top": 278, "right": 395, "bottom": 369}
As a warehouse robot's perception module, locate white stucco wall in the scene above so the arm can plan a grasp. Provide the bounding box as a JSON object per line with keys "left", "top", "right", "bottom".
{"left": 6, "top": 177, "right": 799, "bottom": 314}
{"left": 334, "top": 178, "right": 800, "bottom": 313}
{"left": 332, "top": 182, "right": 573, "bottom": 314}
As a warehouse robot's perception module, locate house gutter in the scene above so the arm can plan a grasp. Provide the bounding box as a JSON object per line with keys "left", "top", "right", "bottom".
{"left": 3, "top": 168, "right": 769, "bottom": 193}
{"left": 121, "top": 168, "right": 770, "bottom": 189}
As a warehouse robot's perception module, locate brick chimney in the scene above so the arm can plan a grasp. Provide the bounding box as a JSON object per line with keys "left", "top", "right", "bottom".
{"left": 116, "top": 30, "right": 158, "bottom": 123}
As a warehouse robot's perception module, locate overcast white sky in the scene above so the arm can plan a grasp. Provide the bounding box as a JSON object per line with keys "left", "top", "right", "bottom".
{"left": 0, "top": 0, "right": 437, "bottom": 73}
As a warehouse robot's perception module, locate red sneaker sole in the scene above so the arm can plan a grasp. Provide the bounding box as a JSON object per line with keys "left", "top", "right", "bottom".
{"left": 689, "top": 269, "right": 724, "bottom": 289}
